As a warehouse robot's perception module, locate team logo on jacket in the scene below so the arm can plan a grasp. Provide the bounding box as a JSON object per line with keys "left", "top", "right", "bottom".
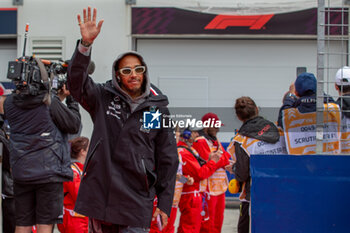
{"left": 143, "top": 110, "right": 161, "bottom": 129}
{"left": 106, "top": 100, "right": 121, "bottom": 119}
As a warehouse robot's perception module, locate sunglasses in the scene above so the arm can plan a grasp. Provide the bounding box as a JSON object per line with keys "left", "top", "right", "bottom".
{"left": 119, "top": 66, "right": 146, "bottom": 76}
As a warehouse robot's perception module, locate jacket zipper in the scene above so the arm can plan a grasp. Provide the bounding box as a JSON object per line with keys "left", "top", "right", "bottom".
{"left": 141, "top": 157, "right": 149, "bottom": 192}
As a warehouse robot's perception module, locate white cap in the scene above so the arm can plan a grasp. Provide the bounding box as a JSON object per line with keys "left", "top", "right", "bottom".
{"left": 335, "top": 66, "right": 350, "bottom": 86}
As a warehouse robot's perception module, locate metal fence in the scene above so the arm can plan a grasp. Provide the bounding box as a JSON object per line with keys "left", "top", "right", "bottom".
{"left": 317, "top": 0, "right": 349, "bottom": 153}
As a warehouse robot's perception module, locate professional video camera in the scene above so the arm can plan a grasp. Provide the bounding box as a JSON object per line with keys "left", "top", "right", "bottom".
{"left": 43, "top": 60, "right": 69, "bottom": 93}
{"left": 7, "top": 56, "right": 49, "bottom": 95}
{"left": 48, "top": 60, "right": 95, "bottom": 94}
{"left": 6, "top": 24, "right": 50, "bottom": 96}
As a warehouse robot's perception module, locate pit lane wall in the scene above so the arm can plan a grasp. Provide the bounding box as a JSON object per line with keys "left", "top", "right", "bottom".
{"left": 250, "top": 155, "right": 350, "bottom": 233}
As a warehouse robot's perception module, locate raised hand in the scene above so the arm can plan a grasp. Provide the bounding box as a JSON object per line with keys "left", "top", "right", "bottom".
{"left": 77, "top": 7, "right": 104, "bottom": 45}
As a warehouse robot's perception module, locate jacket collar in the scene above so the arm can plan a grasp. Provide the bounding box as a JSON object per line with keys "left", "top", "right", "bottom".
{"left": 103, "top": 80, "right": 169, "bottom": 109}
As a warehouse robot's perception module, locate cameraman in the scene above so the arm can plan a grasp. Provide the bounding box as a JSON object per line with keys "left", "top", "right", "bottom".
{"left": 4, "top": 58, "right": 81, "bottom": 233}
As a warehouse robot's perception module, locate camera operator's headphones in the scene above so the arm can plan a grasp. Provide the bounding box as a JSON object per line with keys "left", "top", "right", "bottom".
{"left": 182, "top": 128, "right": 192, "bottom": 140}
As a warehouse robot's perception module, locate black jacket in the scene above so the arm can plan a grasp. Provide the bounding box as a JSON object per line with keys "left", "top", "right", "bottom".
{"left": 4, "top": 92, "right": 80, "bottom": 184}
{"left": 67, "top": 46, "right": 178, "bottom": 228}
{"left": 50, "top": 94, "right": 81, "bottom": 135}
{"left": 0, "top": 115, "right": 13, "bottom": 198}
{"left": 336, "top": 93, "right": 350, "bottom": 118}
{"left": 234, "top": 116, "right": 279, "bottom": 202}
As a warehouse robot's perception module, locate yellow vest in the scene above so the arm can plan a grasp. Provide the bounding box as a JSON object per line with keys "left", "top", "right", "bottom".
{"left": 340, "top": 116, "right": 350, "bottom": 154}
{"left": 227, "top": 130, "right": 286, "bottom": 201}
{"left": 196, "top": 136, "right": 228, "bottom": 196}
{"left": 282, "top": 103, "right": 341, "bottom": 155}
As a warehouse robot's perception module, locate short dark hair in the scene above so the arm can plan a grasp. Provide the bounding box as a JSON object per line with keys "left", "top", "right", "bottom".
{"left": 336, "top": 85, "right": 350, "bottom": 93}
{"left": 69, "top": 136, "right": 89, "bottom": 159}
{"left": 234, "top": 96, "right": 258, "bottom": 122}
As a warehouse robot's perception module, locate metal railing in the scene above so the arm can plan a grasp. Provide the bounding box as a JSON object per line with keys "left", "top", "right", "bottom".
{"left": 317, "top": 0, "right": 349, "bottom": 153}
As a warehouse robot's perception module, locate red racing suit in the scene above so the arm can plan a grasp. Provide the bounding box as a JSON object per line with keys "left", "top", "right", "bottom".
{"left": 58, "top": 161, "right": 88, "bottom": 233}
{"left": 192, "top": 136, "right": 230, "bottom": 233}
{"left": 177, "top": 141, "right": 225, "bottom": 233}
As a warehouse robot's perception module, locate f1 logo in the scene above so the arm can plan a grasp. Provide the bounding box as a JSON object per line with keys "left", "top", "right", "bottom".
{"left": 205, "top": 14, "right": 274, "bottom": 30}
{"left": 143, "top": 110, "right": 161, "bottom": 129}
